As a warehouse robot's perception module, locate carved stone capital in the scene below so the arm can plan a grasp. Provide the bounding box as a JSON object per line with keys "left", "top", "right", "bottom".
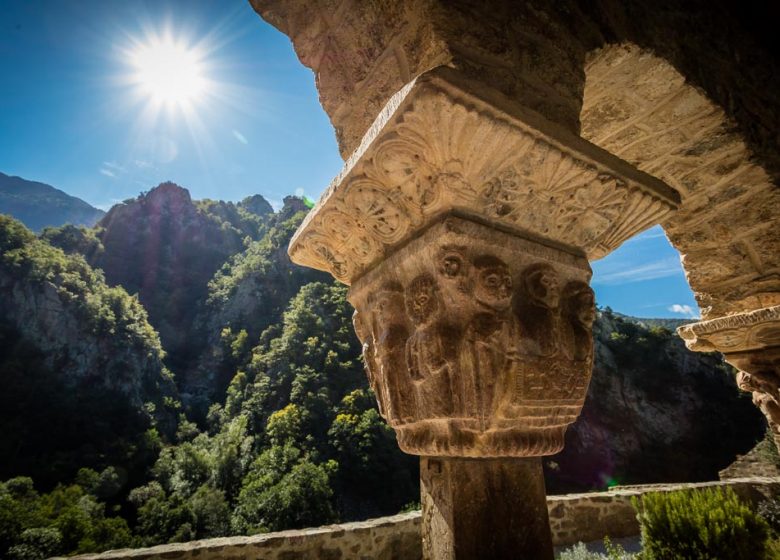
{"left": 677, "top": 305, "right": 780, "bottom": 355}
{"left": 679, "top": 306, "right": 780, "bottom": 448}
{"left": 349, "top": 216, "right": 594, "bottom": 457}
{"left": 288, "top": 66, "right": 679, "bottom": 285}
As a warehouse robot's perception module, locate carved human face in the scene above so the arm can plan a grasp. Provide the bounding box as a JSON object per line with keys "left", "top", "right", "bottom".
{"left": 441, "top": 255, "right": 462, "bottom": 278}
{"left": 527, "top": 268, "right": 560, "bottom": 310}
{"left": 574, "top": 290, "right": 596, "bottom": 326}
{"left": 407, "top": 275, "right": 438, "bottom": 324}
{"left": 475, "top": 263, "right": 512, "bottom": 311}
{"left": 373, "top": 289, "right": 404, "bottom": 327}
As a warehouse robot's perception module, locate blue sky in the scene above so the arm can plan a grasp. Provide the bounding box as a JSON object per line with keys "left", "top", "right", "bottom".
{"left": 0, "top": 1, "right": 699, "bottom": 319}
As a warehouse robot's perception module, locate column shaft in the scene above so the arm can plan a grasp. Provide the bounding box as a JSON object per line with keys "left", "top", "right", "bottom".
{"left": 421, "top": 457, "right": 554, "bottom": 560}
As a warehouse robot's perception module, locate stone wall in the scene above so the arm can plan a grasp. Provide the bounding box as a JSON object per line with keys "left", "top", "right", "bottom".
{"left": 548, "top": 477, "right": 779, "bottom": 547}
{"left": 60, "top": 478, "right": 779, "bottom": 560}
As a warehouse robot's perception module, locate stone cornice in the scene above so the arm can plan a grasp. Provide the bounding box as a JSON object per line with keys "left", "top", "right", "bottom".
{"left": 289, "top": 67, "right": 680, "bottom": 285}
{"left": 677, "top": 305, "right": 780, "bottom": 353}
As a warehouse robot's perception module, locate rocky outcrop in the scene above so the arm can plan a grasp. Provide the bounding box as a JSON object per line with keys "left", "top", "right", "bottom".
{"left": 92, "top": 183, "right": 252, "bottom": 375}
{"left": 546, "top": 311, "right": 766, "bottom": 492}
{"left": 0, "top": 216, "right": 178, "bottom": 485}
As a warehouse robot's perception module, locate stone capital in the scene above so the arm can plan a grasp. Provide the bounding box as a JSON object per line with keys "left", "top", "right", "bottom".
{"left": 677, "top": 305, "right": 780, "bottom": 356}
{"left": 679, "top": 306, "right": 780, "bottom": 448}
{"left": 349, "top": 216, "right": 594, "bottom": 457}
{"left": 288, "top": 67, "right": 679, "bottom": 286}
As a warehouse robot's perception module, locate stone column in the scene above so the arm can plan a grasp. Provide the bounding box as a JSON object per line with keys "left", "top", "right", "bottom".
{"left": 679, "top": 306, "right": 780, "bottom": 450}
{"left": 287, "top": 66, "right": 679, "bottom": 559}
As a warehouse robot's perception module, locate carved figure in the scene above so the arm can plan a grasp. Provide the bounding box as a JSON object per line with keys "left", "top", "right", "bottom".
{"left": 353, "top": 309, "right": 389, "bottom": 419}
{"left": 516, "top": 263, "right": 561, "bottom": 357}
{"left": 462, "top": 255, "right": 520, "bottom": 426}
{"left": 737, "top": 370, "right": 780, "bottom": 445}
{"left": 561, "top": 281, "right": 596, "bottom": 362}
{"left": 370, "top": 282, "right": 417, "bottom": 424}
{"left": 405, "top": 274, "right": 455, "bottom": 417}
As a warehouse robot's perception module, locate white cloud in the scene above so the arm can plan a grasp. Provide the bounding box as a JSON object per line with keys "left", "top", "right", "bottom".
{"left": 102, "top": 161, "right": 126, "bottom": 173}
{"left": 668, "top": 304, "right": 698, "bottom": 318}
{"left": 592, "top": 256, "right": 682, "bottom": 285}
{"left": 99, "top": 168, "right": 116, "bottom": 178}
{"left": 294, "top": 187, "right": 304, "bottom": 197}
{"left": 232, "top": 130, "right": 248, "bottom": 145}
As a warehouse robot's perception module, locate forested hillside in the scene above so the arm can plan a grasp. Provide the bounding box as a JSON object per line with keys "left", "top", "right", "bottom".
{"left": 0, "top": 183, "right": 766, "bottom": 559}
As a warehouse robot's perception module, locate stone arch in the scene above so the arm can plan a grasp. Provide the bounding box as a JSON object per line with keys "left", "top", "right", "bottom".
{"left": 580, "top": 43, "right": 780, "bottom": 319}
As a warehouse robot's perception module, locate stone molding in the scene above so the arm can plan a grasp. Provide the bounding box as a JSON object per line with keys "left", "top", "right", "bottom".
{"left": 677, "top": 305, "right": 780, "bottom": 354}
{"left": 60, "top": 478, "right": 780, "bottom": 560}
{"left": 289, "top": 67, "right": 679, "bottom": 285}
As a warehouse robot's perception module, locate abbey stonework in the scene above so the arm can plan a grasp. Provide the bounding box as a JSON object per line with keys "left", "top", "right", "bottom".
{"left": 252, "top": 1, "right": 780, "bottom": 558}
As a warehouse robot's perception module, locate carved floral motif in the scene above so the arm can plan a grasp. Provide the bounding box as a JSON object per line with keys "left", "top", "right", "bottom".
{"left": 289, "top": 68, "right": 679, "bottom": 284}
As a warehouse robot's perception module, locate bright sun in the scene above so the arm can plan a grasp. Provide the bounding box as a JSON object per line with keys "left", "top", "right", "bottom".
{"left": 130, "top": 37, "right": 206, "bottom": 107}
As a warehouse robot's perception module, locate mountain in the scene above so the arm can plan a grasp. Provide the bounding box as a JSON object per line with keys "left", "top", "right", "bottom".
{"left": 613, "top": 311, "right": 691, "bottom": 332}
{"left": 42, "top": 182, "right": 308, "bottom": 413}
{"left": 85, "top": 183, "right": 272, "bottom": 385}
{"left": 0, "top": 215, "right": 179, "bottom": 489}
{"left": 0, "top": 172, "right": 104, "bottom": 231}
{"left": 0, "top": 181, "right": 766, "bottom": 557}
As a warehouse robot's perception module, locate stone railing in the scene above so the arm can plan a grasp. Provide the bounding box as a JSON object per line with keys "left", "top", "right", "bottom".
{"left": 60, "top": 478, "right": 779, "bottom": 560}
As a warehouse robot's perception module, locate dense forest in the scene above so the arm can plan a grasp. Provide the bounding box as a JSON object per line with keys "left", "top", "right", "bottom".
{"left": 0, "top": 182, "right": 765, "bottom": 558}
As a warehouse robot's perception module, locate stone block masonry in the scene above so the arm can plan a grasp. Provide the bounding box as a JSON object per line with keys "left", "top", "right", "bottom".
{"left": 59, "top": 478, "right": 779, "bottom": 560}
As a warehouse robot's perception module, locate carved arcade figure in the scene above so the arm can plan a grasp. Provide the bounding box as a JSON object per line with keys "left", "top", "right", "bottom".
{"left": 368, "top": 282, "right": 417, "bottom": 424}
{"left": 517, "top": 263, "right": 562, "bottom": 358}
{"left": 353, "top": 309, "right": 389, "bottom": 419}
{"left": 405, "top": 274, "right": 455, "bottom": 417}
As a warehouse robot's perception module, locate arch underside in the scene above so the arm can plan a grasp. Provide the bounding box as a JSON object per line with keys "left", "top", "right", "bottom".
{"left": 252, "top": 0, "right": 780, "bottom": 320}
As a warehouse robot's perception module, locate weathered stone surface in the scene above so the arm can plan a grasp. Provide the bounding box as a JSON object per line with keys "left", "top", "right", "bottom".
{"left": 288, "top": 67, "right": 678, "bottom": 283}
{"left": 680, "top": 306, "right": 780, "bottom": 448}
{"left": 253, "top": 1, "right": 779, "bottom": 322}
{"left": 349, "top": 216, "right": 594, "bottom": 457}
{"left": 421, "top": 457, "right": 553, "bottom": 560}
{"left": 581, "top": 44, "right": 780, "bottom": 318}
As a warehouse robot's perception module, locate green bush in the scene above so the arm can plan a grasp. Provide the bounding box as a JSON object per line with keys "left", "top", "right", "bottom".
{"left": 758, "top": 498, "right": 780, "bottom": 536}
{"left": 635, "top": 487, "right": 768, "bottom": 559}
{"left": 556, "top": 537, "right": 636, "bottom": 560}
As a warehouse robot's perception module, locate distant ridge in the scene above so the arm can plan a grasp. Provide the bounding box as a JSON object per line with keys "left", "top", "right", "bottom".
{"left": 0, "top": 171, "right": 104, "bottom": 231}
{"left": 612, "top": 310, "right": 691, "bottom": 331}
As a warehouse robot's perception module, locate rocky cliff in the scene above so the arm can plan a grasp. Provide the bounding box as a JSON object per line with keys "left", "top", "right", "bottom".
{"left": 0, "top": 215, "right": 178, "bottom": 487}
{"left": 89, "top": 183, "right": 272, "bottom": 380}
{"left": 545, "top": 310, "right": 765, "bottom": 492}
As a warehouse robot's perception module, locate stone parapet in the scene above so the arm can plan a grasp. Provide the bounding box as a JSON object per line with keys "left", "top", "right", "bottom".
{"left": 59, "top": 478, "right": 779, "bottom": 560}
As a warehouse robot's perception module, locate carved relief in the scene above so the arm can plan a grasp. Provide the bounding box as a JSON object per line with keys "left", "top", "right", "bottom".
{"left": 680, "top": 305, "right": 780, "bottom": 451}
{"left": 405, "top": 274, "right": 455, "bottom": 417}
{"left": 289, "top": 67, "right": 679, "bottom": 285}
{"left": 678, "top": 305, "right": 780, "bottom": 354}
{"left": 352, "top": 309, "right": 388, "bottom": 420}
{"left": 349, "top": 216, "right": 595, "bottom": 457}
{"left": 368, "top": 282, "right": 417, "bottom": 424}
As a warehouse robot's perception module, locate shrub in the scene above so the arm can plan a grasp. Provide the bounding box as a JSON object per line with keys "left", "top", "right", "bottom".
{"left": 556, "top": 538, "right": 636, "bottom": 560}
{"left": 635, "top": 487, "right": 768, "bottom": 559}
{"left": 759, "top": 497, "right": 780, "bottom": 535}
